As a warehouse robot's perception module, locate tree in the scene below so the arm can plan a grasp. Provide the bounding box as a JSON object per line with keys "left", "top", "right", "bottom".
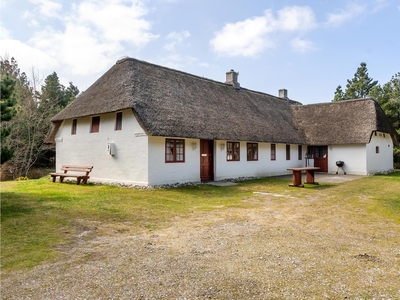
{"left": 332, "top": 62, "right": 378, "bottom": 101}
{"left": 333, "top": 85, "right": 345, "bottom": 102}
{"left": 0, "top": 57, "right": 79, "bottom": 178}
{"left": 0, "top": 76, "right": 17, "bottom": 163}
{"left": 333, "top": 63, "right": 400, "bottom": 167}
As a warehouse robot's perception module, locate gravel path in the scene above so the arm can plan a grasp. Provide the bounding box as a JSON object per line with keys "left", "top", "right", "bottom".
{"left": 2, "top": 192, "right": 400, "bottom": 299}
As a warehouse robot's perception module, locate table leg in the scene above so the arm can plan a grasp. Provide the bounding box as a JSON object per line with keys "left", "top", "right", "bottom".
{"left": 304, "top": 170, "right": 319, "bottom": 185}
{"left": 289, "top": 170, "right": 304, "bottom": 187}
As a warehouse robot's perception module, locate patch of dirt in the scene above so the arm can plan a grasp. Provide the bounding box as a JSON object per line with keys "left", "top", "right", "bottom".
{"left": 2, "top": 193, "right": 400, "bottom": 299}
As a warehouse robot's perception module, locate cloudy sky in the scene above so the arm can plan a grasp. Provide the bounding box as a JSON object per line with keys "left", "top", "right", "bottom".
{"left": 1, "top": 0, "right": 399, "bottom": 104}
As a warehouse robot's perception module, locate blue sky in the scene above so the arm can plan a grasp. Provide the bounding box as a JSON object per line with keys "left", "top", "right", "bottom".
{"left": 1, "top": 0, "right": 399, "bottom": 104}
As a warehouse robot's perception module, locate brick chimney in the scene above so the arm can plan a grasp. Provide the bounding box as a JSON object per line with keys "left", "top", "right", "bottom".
{"left": 225, "top": 69, "right": 240, "bottom": 89}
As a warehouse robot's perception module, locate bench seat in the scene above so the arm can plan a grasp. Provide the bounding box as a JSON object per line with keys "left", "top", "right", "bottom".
{"left": 50, "top": 165, "right": 93, "bottom": 185}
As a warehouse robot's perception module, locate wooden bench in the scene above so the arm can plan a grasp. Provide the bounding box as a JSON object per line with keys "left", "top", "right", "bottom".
{"left": 50, "top": 165, "right": 93, "bottom": 185}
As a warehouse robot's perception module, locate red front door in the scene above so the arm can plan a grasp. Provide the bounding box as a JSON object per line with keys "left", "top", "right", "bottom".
{"left": 308, "top": 146, "right": 328, "bottom": 172}
{"left": 200, "top": 140, "right": 214, "bottom": 181}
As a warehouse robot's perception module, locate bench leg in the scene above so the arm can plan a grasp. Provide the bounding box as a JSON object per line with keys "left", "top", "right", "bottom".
{"left": 77, "top": 178, "right": 81, "bottom": 185}
{"left": 60, "top": 176, "right": 64, "bottom": 183}
{"left": 52, "top": 176, "right": 56, "bottom": 183}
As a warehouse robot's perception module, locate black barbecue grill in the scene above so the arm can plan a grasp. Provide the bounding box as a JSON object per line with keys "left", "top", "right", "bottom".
{"left": 336, "top": 160, "right": 346, "bottom": 174}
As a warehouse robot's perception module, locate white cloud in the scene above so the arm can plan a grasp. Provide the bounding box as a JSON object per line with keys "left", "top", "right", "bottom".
{"left": 164, "top": 30, "right": 190, "bottom": 51}
{"left": 276, "top": 6, "right": 317, "bottom": 32}
{"left": 210, "top": 14, "right": 273, "bottom": 57}
{"left": 0, "top": 37, "right": 58, "bottom": 73}
{"left": 290, "top": 37, "right": 318, "bottom": 53}
{"left": 0, "top": 22, "right": 10, "bottom": 39}
{"left": 372, "top": 0, "right": 389, "bottom": 12}
{"left": 29, "top": 0, "right": 62, "bottom": 18}
{"left": 210, "top": 6, "right": 317, "bottom": 57}
{"left": 325, "top": 3, "right": 366, "bottom": 27}
{"left": 76, "top": 0, "right": 158, "bottom": 46}
{"left": 29, "top": 23, "right": 117, "bottom": 76}
{"left": 1, "top": 0, "right": 158, "bottom": 83}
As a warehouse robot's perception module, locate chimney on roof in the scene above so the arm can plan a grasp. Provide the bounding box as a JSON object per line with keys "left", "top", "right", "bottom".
{"left": 226, "top": 69, "right": 240, "bottom": 89}
{"left": 279, "top": 88, "right": 288, "bottom": 100}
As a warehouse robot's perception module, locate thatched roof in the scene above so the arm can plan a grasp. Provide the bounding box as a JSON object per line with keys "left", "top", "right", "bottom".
{"left": 50, "top": 57, "right": 396, "bottom": 145}
{"left": 291, "top": 98, "right": 397, "bottom": 145}
{"left": 51, "top": 57, "right": 305, "bottom": 144}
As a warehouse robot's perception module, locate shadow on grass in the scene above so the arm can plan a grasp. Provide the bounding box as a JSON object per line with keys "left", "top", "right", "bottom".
{"left": 1, "top": 192, "right": 36, "bottom": 221}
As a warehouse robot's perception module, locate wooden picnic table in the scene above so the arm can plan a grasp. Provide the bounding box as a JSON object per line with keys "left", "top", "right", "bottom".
{"left": 287, "top": 167, "right": 320, "bottom": 187}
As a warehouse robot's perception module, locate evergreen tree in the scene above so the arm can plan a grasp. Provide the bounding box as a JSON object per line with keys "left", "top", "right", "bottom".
{"left": 333, "top": 85, "right": 345, "bottom": 102}
{"left": 332, "top": 62, "right": 378, "bottom": 101}
{"left": 40, "top": 72, "right": 79, "bottom": 110}
{"left": 0, "top": 56, "right": 79, "bottom": 178}
{"left": 0, "top": 76, "right": 17, "bottom": 163}
{"left": 344, "top": 62, "right": 378, "bottom": 99}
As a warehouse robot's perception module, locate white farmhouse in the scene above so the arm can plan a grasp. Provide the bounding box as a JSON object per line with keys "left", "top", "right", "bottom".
{"left": 48, "top": 57, "right": 396, "bottom": 186}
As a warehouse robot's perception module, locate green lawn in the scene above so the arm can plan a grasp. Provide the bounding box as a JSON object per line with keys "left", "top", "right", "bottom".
{"left": 1, "top": 172, "right": 399, "bottom": 271}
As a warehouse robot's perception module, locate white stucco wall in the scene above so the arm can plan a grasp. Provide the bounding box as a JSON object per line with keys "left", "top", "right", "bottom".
{"left": 214, "top": 141, "right": 305, "bottom": 180}
{"left": 148, "top": 136, "right": 200, "bottom": 185}
{"left": 327, "top": 132, "right": 393, "bottom": 175}
{"left": 366, "top": 132, "right": 393, "bottom": 173}
{"left": 54, "top": 109, "right": 149, "bottom": 185}
{"left": 328, "top": 144, "right": 367, "bottom": 175}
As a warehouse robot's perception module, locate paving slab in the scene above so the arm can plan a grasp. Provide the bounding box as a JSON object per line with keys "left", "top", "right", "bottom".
{"left": 275, "top": 173, "right": 367, "bottom": 183}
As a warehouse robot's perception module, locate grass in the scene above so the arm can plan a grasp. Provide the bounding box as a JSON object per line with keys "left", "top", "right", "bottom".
{"left": 1, "top": 172, "right": 399, "bottom": 271}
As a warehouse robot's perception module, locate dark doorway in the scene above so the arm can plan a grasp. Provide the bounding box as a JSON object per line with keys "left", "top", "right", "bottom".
{"left": 200, "top": 140, "right": 214, "bottom": 181}
{"left": 308, "top": 146, "right": 328, "bottom": 172}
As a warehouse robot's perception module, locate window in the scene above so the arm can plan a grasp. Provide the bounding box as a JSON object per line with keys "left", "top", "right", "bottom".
{"left": 165, "top": 139, "right": 185, "bottom": 162}
{"left": 227, "top": 142, "right": 240, "bottom": 161}
{"left": 286, "top": 145, "right": 290, "bottom": 160}
{"left": 376, "top": 146, "right": 379, "bottom": 154}
{"left": 298, "top": 145, "right": 302, "bottom": 160}
{"left": 90, "top": 116, "right": 100, "bottom": 133}
{"left": 247, "top": 143, "right": 258, "bottom": 161}
{"left": 71, "top": 119, "right": 77, "bottom": 135}
{"left": 271, "top": 144, "right": 276, "bottom": 161}
{"left": 115, "top": 112, "right": 122, "bottom": 130}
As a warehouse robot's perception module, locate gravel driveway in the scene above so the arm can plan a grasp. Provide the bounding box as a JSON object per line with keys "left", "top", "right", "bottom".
{"left": 2, "top": 189, "right": 400, "bottom": 299}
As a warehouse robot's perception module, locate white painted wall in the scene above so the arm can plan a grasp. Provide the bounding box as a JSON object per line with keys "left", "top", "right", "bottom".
{"left": 327, "top": 132, "right": 393, "bottom": 175}
{"left": 54, "top": 109, "right": 149, "bottom": 185}
{"left": 214, "top": 141, "right": 305, "bottom": 180}
{"left": 148, "top": 136, "right": 200, "bottom": 185}
{"left": 366, "top": 132, "right": 393, "bottom": 173}
{"left": 328, "top": 144, "right": 367, "bottom": 175}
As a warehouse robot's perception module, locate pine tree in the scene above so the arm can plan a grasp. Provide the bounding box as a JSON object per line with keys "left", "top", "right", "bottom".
{"left": 344, "top": 62, "right": 378, "bottom": 99}
{"left": 1, "top": 76, "right": 17, "bottom": 163}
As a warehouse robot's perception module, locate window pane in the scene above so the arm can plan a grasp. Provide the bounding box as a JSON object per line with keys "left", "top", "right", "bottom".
{"left": 298, "top": 145, "right": 302, "bottom": 160}
{"left": 286, "top": 145, "right": 290, "bottom": 160}
{"left": 247, "top": 143, "right": 258, "bottom": 161}
{"left": 176, "top": 140, "right": 184, "bottom": 161}
{"left": 91, "top": 116, "right": 100, "bottom": 133}
{"left": 271, "top": 144, "right": 276, "bottom": 160}
{"left": 227, "top": 142, "right": 240, "bottom": 161}
{"left": 166, "top": 140, "right": 174, "bottom": 161}
{"left": 115, "top": 112, "right": 122, "bottom": 130}
{"left": 71, "top": 119, "right": 77, "bottom": 135}
{"left": 165, "top": 139, "right": 185, "bottom": 162}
